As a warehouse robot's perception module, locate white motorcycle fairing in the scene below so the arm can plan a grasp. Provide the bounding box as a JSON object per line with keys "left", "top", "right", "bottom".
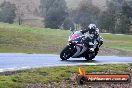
{"left": 72, "top": 44, "right": 87, "bottom": 58}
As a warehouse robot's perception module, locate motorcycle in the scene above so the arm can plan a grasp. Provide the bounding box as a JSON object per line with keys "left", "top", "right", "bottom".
{"left": 60, "top": 30, "right": 100, "bottom": 61}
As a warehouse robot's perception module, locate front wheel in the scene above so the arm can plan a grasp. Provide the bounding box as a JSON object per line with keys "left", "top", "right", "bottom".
{"left": 60, "top": 46, "right": 73, "bottom": 60}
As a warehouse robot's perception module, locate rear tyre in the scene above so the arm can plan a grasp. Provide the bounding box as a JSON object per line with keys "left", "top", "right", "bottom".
{"left": 85, "top": 47, "right": 99, "bottom": 60}
{"left": 60, "top": 46, "right": 73, "bottom": 60}
{"left": 85, "top": 54, "right": 95, "bottom": 61}
{"left": 85, "top": 52, "right": 95, "bottom": 61}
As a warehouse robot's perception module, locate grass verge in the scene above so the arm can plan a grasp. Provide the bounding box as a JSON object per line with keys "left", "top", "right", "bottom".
{"left": 0, "top": 23, "right": 132, "bottom": 54}
{"left": 0, "top": 64, "right": 131, "bottom": 88}
{"left": 102, "top": 34, "right": 132, "bottom": 52}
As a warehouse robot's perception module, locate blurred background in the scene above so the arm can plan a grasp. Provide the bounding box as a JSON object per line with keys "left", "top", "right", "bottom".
{"left": 0, "top": 0, "right": 131, "bottom": 34}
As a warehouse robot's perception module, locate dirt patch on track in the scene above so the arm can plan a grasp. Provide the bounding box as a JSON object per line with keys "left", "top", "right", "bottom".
{"left": 98, "top": 46, "right": 132, "bottom": 56}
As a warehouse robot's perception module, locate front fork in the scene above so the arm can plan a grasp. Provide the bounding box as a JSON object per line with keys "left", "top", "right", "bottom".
{"left": 67, "top": 43, "right": 76, "bottom": 55}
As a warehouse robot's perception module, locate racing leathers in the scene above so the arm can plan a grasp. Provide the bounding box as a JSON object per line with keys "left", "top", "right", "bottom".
{"left": 80, "top": 28, "right": 103, "bottom": 52}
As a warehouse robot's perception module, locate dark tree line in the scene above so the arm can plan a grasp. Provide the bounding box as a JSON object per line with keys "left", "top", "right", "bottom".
{"left": 72, "top": 0, "right": 100, "bottom": 29}
{"left": 0, "top": 0, "right": 131, "bottom": 34}
{"left": 99, "top": 0, "right": 132, "bottom": 34}
{"left": 0, "top": 1, "right": 16, "bottom": 24}
{"left": 40, "top": 0, "right": 68, "bottom": 29}
{"left": 40, "top": 0, "right": 132, "bottom": 34}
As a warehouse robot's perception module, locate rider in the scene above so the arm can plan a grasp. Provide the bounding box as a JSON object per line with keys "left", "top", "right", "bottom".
{"left": 80, "top": 24, "right": 103, "bottom": 52}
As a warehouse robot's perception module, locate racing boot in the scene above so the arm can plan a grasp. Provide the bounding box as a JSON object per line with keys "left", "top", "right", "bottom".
{"left": 89, "top": 42, "right": 94, "bottom": 53}
{"left": 82, "top": 36, "right": 94, "bottom": 53}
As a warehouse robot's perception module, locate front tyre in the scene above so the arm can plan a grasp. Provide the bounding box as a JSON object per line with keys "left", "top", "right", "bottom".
{"left": 60, "top": 46, "right": 72, "bottom": 60}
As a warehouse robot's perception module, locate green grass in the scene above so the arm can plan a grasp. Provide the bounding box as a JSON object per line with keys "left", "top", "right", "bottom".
{"left": 102, "top": 34, "right": 132, "bottom": 51}
{"left": 0, "top": 64, "right": 131, "bottom": 88}
{"left": 0, "top": 22, "right": 132, "bottom": 53}
{"left": 0, "top": 23, "right": 70, "bottom": 53}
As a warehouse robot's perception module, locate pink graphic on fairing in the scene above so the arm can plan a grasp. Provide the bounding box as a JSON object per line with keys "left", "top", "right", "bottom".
{"left": 70, "top": 34, "right": 80, "bottom": 40}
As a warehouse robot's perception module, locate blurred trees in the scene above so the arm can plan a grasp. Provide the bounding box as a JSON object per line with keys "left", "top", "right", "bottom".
{"left": 40, "top": 0, "right": 68, "bottom": 29}
{"left": 99, "top": 0, "right": 132, "bottom": 34}
{"left": 0, "top": 1, "right": 16, "bottom": 24}
{"left": 39, "top": 0, "right": 132, "bottom": 34}
{"left": 0, "top": 0, "right": 131, "bottom": 34}
{"left": 120, "top": 1, "right": 132, "bottom": 34}
{"left": 73, "top": 0, "right": 100, "bottom": 29}
{"left": 62, "top": 17, "right": 75, "bottom": 30}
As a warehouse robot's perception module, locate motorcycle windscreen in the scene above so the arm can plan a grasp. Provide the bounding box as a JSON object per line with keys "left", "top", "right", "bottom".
{"left": 70, "top": 34, "right": 82, "bottom": 43}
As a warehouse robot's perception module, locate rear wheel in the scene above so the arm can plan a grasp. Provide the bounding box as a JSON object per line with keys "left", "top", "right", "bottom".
{"left": 60, "top": 46, "right": 73, "bottom": 60}
{"left": 85, "top": 52, "right": 96, "bottom": 60}
{"left": 85, "top": 47, "right": 99, "bottom": 60}
{"left": 85, "top": 53, "right": 95, "bottom": 60}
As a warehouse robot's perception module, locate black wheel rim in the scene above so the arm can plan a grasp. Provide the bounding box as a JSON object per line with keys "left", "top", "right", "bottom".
{"left": 62, "top": 51, "right": 71, "bottom": 59}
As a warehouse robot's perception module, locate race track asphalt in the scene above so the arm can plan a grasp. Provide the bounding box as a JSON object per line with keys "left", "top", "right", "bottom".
{"left": 0, "top": 53, "right": 131, "bottom": 72}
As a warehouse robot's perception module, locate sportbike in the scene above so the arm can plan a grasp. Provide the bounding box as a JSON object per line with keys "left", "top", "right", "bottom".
{"left": 60, "top": 30, "right": 101, "bottom": 61}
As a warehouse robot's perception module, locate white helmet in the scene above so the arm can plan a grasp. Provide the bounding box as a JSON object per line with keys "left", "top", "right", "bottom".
{"left": 88, "top": 24, "right": 96, "bottom": 34}
{"left": 88, "top": 24, "right": 96, "bottom": 29}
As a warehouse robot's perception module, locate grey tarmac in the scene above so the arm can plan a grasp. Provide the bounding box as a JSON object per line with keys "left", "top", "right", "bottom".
{"left": 0, "top": 53, "right": 131, "bottom": 72}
